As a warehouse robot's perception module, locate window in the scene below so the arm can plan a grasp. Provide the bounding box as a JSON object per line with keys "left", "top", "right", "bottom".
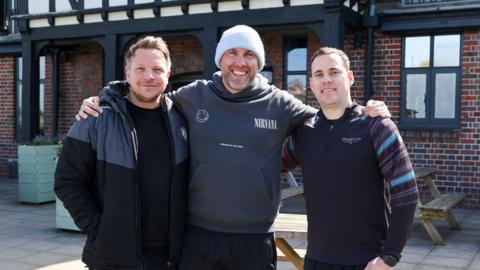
{"left": 284, "top": 37, "right": 307, "bottom": 103}
{"left": 3, "top": 0, "right": 19, "bottom": 34}
{"left": 39, "top": 55, "right": 45, "bottom": 135}
{"left": 15, "top": 56, "right": 46, "bottom": 140}
{"left": 15, "top": 56, "right": 22, "bottom": 140}
{"left": 400, "top": 34, "right": 461, "bottom": 128}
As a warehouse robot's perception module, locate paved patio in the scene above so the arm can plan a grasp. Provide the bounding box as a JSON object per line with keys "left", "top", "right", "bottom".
{"left": 0, "top": 177, "right": 479, "bottom": 270}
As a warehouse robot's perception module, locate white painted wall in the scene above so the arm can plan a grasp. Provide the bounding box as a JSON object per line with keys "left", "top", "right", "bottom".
{"left": 218, "top": 1, "right": 242, "bottom": 12}
{"left": 291, "top": 0, "right": 323, "bottom": 6}
{"left": 56, "top": 0, "right": 73, "bottom": 12}
{"left": 135, "top": 0, "right": 154, "bottom": 3}
{"left": 28, "top": 0, "right": 49, "bottom": 14}
{"left": 134, "top": 9, "right": 155, "bottom": 19}
{"left": 250, "top": 0, "right": 283, "bottom": 9}
{"left": 29, "top": 19, "right": 49, "bottom": 28}
{"left": 109, "top": 11, "right": 128, "bottom": 21}
{"left": 55, "top": 16, "right": 78, "bottom": 26}
{"left": 189, "top": 3, "right": 211, "bottom": 15}
{"left": 84, "top": 14, "right": 103, "bottom": 23}
{"left": 84, "top": 1, "right": 102, "bottom": 9}
{"left": 161, "top": 6, "right": 182, "bottom": 17}
{"left": 110, "top": 0, "right": 127, "bottom": 7}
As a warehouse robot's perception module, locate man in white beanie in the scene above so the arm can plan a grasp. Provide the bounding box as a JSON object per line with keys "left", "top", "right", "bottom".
{"left": 76, "top": 25, "right": 390, "bottom": 270}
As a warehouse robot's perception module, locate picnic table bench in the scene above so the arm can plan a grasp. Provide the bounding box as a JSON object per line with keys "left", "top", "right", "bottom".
{"left": 275, "top": 168, "right": 465, "bottom": 268}
{"left": 414, "top": 167, "right": 465, "bottom": 245}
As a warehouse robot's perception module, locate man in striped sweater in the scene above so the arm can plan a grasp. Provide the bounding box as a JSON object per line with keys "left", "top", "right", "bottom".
{"left": 282, "top": 47, "right": 419, "bottom": 270}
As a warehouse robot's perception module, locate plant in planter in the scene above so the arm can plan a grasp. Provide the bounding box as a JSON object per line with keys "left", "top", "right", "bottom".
{"left": 17, "top": 135, "right": 62, "bottom": 203}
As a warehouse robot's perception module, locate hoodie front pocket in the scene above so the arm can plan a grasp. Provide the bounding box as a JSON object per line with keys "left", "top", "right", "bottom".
{"left": 189, "top": 163, "right": 274, "bottom": 225}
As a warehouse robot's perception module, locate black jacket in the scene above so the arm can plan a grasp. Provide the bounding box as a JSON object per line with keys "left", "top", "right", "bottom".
{"left": 55, "top": 81, "right": 189, "bottom": 269}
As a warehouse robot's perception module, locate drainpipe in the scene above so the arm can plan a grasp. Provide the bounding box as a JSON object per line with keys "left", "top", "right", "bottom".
{"left": 363, "top": 0, "right": 379, "bottom": 102}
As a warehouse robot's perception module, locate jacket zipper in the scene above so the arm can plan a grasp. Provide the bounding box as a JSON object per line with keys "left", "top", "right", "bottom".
{"left": 162, "top": 98, "right": 178, "bottom": 268}
{"left": 324, "top": 123, "right": 334, "bottom": 152}
{"left": 106, "top": 91, "right": 145, "bottom": 269}
{"left": 130, "top": 127, "right": 145, "bottom": 270}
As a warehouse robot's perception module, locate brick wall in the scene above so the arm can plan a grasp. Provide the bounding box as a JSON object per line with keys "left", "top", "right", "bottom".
{"left": 57, "top": 44, "right": 103, "bottom": 137}
{"left": 165, "top": 35, "right": 203, "bottom": 75}
{"left": 345, "top": 29, "right": 480, "bottom": 208}
{"left": 0, "top": 56, "right": 16, "bottom": 176}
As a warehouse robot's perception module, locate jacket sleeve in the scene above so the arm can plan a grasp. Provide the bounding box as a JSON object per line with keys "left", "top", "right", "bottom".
{"left": 54, "top": 118, "right": 101, "bottom": 239}
{"left": 369, "top": 117, "right": 419, "bottom": 259}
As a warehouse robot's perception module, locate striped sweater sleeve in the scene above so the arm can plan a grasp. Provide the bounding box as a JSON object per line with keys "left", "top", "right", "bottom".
{"left": 369, "top": 117, "right": 419, "bottom": 207}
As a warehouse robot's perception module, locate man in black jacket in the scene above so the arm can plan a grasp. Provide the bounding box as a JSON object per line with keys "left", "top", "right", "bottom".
{"left": 55, "top": 36, "right": 189, "bottom": 270}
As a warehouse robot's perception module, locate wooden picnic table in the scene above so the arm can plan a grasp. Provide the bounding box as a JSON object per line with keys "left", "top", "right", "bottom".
{"left": 274, "top": 213, "right": 307, "bottom": 270}
{"left": 414, "top": 167, "right": 465, "bottom": 245}
{"left": 275, "top": 168, "right": 465, "bottom": 269}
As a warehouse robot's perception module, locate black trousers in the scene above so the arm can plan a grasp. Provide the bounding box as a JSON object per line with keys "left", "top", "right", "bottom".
{"left": 304, "top": 257, "right": 366, "bottom": 270}
{"left": 88, "top": 247, "right": 168, "bottom": 270}
{"left": 180, "top": 225, "right": 277, "bottom": 270}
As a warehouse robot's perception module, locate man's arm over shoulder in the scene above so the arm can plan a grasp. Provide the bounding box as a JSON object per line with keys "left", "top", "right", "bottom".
{"left": 283, "top": 92, "right": 317, "bottom": 133}
{"left": 369, "top": 117, "right": 419, "bottom": 260}
{"left": 54, "top": 117, "right": 101, "bottom": 239}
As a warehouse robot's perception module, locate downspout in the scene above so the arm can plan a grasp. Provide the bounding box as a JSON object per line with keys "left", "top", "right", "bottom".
{"left": 364, "top": 0, "right": 379, "bottom": 102}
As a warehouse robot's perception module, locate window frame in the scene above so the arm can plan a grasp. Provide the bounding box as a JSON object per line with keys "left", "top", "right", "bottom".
{"left": 15, "top": 56, "right": 22, "bottom": 141}
{"left": 283, "top": 36, "right": 308, "bottom": 102}
{"left": 400, "top": 33, "right": 462, "bottom": 129}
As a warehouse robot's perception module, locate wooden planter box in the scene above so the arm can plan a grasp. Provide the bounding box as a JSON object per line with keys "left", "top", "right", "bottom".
{"left": 17, "top": 144, "right": 60, "bottom": 203}
{"left": 56, "top": 197, "right": 80, "bottom": 231}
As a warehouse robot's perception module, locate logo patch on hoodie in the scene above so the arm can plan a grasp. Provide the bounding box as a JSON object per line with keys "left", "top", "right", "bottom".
{"left": 341, "top": 137, "right": 362, "bottom": 144}
{"left": 254, "top": 118, "right": 277, "bottom": 130}
{"left": 196, "top": 110, "right": 209, "bottom": 123}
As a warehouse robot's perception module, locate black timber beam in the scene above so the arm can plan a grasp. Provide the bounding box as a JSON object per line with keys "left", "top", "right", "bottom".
{"left": 23, "top": 5, "right": 327, "bottom": 41}
{"left": 381, "top": 7, "right": 480, "bottom": 32}
{"left": 20, "top": 41, "right": 42, "bottom": 141}
{"left": 194, "top": 27, "right": 218, "bottom": 79}
{"left": 95, "top": 34, "right": 121, "bottom": 83}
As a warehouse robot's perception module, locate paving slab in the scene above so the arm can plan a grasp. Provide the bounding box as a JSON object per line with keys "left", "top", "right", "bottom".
{"left": 0, "top": 177, "right": 479, "bottom": 270}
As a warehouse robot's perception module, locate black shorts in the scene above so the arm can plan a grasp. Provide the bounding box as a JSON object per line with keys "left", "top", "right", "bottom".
{"left": 304, "top": 256, "right": 366, "bottom": 270}
{"left": 88, "top": 246, "right": 168, "bottom": 270}
{"left": 180, "top": 225, "right": 276, "bottom": 270}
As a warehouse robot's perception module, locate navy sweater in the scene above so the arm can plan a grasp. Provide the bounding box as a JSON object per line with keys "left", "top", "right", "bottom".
{"left": 283, "top": 105, "right": 418, "bottom": 265}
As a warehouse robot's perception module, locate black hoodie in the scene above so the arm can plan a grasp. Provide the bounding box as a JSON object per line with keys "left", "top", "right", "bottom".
{"left": 168, "top": 72, "right": 316, "bottom": 233}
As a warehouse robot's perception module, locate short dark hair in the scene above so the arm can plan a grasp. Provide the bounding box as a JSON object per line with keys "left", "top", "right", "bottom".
{"left": 124, "top": 36, "right": 171, "bottom": 70}
{"left": 310, "top": 47, "right": 350, "bottom": 71}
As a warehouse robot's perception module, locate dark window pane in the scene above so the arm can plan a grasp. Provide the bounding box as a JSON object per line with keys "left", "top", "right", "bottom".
{"left": 287, "top": 48, "right": 307, "bottom": 71}
{"left": 405, "top": 36, "right": 430, "bottom": 68}
{"left": 259, "top": 70, "right": 273, "bottom": 84}
{"left": 287, "top": 75, "right": 306, "bottom": 102}
{"left": 434, "top": 35, "right": 460, "bottom": 67}
{"left": 405, "top": 74, "right": 427, "bottom": 119}
{"left": 434, "top": 73, "right": 456, "bottom": 119}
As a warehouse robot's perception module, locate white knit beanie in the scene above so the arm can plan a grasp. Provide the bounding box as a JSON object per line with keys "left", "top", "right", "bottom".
{"left": 215, "top": 25, "right": 265, "bottom": 71}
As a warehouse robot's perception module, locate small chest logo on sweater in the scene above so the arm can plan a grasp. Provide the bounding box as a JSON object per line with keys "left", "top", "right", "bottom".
{"left": 254, "top": 118, "right": 277, "bottom": 130}
{"left": 341, "top": 137, "right": 362, "bottom": 144}
{"left": 196, "top": 110, "right": 209, "bottom": 123}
